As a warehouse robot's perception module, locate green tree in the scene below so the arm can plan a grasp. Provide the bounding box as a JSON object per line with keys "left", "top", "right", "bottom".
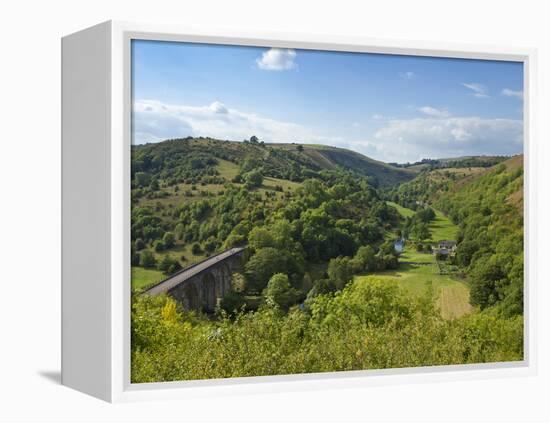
{"left": 191, "top": 243, "right": 202, "bottom": 255}
{"left": 134, "top": 238, "right": 145, "bottom": 251}
{"left": 263, "top": 273, "right": 300, "bottom": 310}
{"left": 354, "top": 245, "right": 376, "bottom": 271}
{"left": 153, "top": 239, "right": 165, "bottom": 252}
{"left": 245, "top": 248, "right": 303, "bottom": 293}
{"left": 163, "top": 232, "right": 175, "bottom": 249}
{"left": 244, "top": 170, "right": 263, "bottom": 188}
{"left": 327, "top": 256, "right": 353, "bottom": 290}
{"left": 139, "top": 249, "right": 156, "bottom": 268}
{"left": 157, "top": 255, "right": 182, "bottom": 275}
{"left": 412, "top": 222, "right": 430, "bottom": 242}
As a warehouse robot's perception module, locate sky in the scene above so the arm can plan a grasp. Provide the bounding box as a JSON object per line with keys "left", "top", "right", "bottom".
{"left": 132, "top": 40, "right": 524, "bottom": 163}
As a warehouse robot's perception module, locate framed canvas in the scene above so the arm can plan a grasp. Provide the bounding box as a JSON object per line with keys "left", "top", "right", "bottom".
{"left": 61, "top": 21, "right": 538, "bottom": 402}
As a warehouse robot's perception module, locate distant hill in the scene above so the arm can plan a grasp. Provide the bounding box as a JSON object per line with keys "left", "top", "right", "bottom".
{"left": 386, "top": 155, "right": 523, "bottom": 211}
{"left": 132, "top": 137, "right": 416, "bottom": 188}
{"left": 268, "top": 143, "right": 416, "bottom": 187}
{"left": 392, "top": 155, "right": 509, "bottom": 172}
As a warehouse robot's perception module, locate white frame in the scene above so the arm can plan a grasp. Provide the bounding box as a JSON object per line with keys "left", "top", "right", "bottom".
{"left": 62, "top": 20, "right": 538, "bottom": 403}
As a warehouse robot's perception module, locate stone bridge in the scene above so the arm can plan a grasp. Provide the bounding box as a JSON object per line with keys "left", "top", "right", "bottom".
{"left": 142, "top": 247, "right": 245, "bottom": 312}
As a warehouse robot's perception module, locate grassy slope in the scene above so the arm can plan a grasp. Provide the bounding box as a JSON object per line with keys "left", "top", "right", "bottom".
{"left": 386, "top": 201, "right": 415, "bottom": 218}
{"left": 268, "top": 143, "right": 416, "bottom": 187}
{"left": 387, "top": 201, "right": 458, "bottom": 242}
{"left": 133, "top": 157, "right": 303, "bottom": 280}
{"left": 357, "top": 248, "right": 472, "bottom": 319}
{"left": 131, "top": 267, "right": 164, "bottom": 290}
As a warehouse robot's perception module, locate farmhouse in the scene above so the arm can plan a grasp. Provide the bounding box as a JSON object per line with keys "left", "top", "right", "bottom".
{"left": 438, "top": 240, "right": 457, "bottom": 250}
{"left": 433, "top": 240, "right": 457, "bottom": 259}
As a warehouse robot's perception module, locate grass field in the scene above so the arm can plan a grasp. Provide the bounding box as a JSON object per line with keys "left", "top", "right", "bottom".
{"left": 131, "top": 267, "right": 164, "bottom": 291}
{"left": 356, "top": 248, "right": 473, "bottom": 319}
{"left": 429, "top": 210, "right": 459, "bottom": 242}
{"left": 386, "top": 201, "right": 458, "bottom": 242}
{"left": 386, "top": 201, "right": 415, "bottom": 218}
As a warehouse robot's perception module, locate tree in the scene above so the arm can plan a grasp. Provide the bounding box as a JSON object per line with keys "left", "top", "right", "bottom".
{"left": 219, "top": 292, "right": 246, "bottom": 315}
{"left": 157, "top": 255, "right": 182, "bottom": 275}
{"left": 204, "top": 236, "right": 217, "bottom": 253}
{"left": 139, "top": 249, "right": 156, "bottom": 268}
{"left": 327, "top": 256, "right": 353, "bottom": 290}
{"left": 191, "top": 243, "right": 203, "bottom": 255}
{"left": 135, "top": 172, "right": 151, "bottom": 187}
{"left": 163, "top": 232, "right": 175, "bottom": 249}
{"left": 248, "top": 226, "right": 275, "bottom": 250}
{"left": 134, "top": 238, "right": 145, "bottom": 251}
{"left": 153, "top": 239, "right": 165, "bottom": 252}
{"left": 263, "top": 273, "right": 300, "bottom": 310}
{"left": 244, "top": 170, "right": 263, "bottom": 188}
{"left": 250, "top": 135, "right": 259, "bottom": 143}
{"left": 354, "top": 245, "right": 376, "bottom": 272}
{"left": 412, "top": 222, "right": 430, "bottom": 242}
{"left": 245, "top": 247, "right": 303, "bottom": 293}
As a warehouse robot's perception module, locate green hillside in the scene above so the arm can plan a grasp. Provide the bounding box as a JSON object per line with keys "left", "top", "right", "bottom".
{"left": 435, "top": 155, "right": 524, "bottom": 316}
{"left": 269, "top": 143, "right": 416, "bottom": 187}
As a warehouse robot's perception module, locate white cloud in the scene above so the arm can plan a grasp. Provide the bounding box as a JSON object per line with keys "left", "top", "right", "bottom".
{"left": 209, "top": 101, "right": 228, "bottom": 114}
{"left": 133, "top": 99, "right": 523, "bottom": 164}
{"left": 419, "top": 106, "right": 450, "bottom": 118}
{"left": 133, "top": 99, "right": 327, "bottom": 145}
{"left": 399, "top": 71, "right": 415, "bottom": 80}
{"left": 256, "top": 48, "right": 297, "bottom": 71}
{"left": 501, "top": 88, "right": 523, "bottom": 100}
{"left": 462, "top": 82, "right": 489, "bottom": 98}
{"left": 372, "top": 116, "right": 522, "bottom": 162}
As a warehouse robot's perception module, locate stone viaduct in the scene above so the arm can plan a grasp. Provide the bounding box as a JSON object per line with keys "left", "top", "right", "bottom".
{"left": 142, "top": 247, "right": 245, "bottom": 312}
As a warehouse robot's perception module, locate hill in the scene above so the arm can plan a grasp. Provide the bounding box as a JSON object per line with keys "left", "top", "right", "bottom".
{"left": 268, "top": 143, "right": 416, "bottom": 187}
{"left": 132, "top": 137, "right": 415, "bottom": 188}
{"left": 434, "top": 155, "right": 524, "bottom": 316}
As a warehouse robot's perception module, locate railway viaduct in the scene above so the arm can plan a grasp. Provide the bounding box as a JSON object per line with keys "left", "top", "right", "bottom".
{"left": 142, "top": 247, "right": 245, "bottom": 312}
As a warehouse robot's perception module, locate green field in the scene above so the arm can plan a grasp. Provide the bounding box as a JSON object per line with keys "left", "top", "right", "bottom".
{"left": 356, "top": 248, "right": 472, "bottom": 319}
{"left": 429, "top": 210, "right": 459, "bottom": 242}
{"left": 386, "top": 201, "right": 415, "bottom": 218}
{"left": 131, "top": 267, "right": 164, "bottom": 291}
{"left": 387, "top": 201, "right": 458, "bottom": 242}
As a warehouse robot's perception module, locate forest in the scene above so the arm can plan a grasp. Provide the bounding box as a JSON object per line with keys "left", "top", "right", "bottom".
{"left": 130, "top": 136, "right": 524, "bottom": 383}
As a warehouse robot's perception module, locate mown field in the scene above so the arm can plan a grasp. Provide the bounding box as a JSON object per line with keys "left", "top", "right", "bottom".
{"left": 357, "top": 248, "right": 473, "bottom": 319}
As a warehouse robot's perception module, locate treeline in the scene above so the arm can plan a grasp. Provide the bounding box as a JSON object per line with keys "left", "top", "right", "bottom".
{"left": 386, "top": 172, "right": 453, "bottom": 210}
{"left": 389, "top": 156, "right": 508, "bottom": 170}
{"left": 132, "top": 137, "right": 325, "bottom": 190}
{"left": 131, "top": 277, "right": 523, "bottom": 383}
{"left": 436, "top": 160, "right": 524, "bottom": 316}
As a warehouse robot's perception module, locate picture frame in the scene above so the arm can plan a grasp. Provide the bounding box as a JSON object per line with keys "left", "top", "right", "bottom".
{"left": 61, "top": 20, "right": 538, "bottom": 402}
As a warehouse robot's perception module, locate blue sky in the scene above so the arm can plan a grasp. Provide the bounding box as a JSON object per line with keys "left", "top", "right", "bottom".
{"left": 132, "top": 40, "right": 523, "bottom": 163}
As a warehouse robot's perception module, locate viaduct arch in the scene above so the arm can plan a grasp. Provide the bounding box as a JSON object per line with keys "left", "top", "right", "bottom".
{"left": 142, "top": 247, "right": 245, "bottom": 313}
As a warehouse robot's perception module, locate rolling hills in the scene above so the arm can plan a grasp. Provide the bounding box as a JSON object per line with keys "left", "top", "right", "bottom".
{"left": 132, "top": 137, "right": 416, "bottom": 188}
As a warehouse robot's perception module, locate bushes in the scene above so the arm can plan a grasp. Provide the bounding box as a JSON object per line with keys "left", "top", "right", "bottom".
{"left": 139, "top": 250, "right": 156, "bottom": 268}
{"left": 263, "top": 273, "right": 301, "bottom": 311}
{"left": 131, "top": 277, "right": 523, "bottom": 383}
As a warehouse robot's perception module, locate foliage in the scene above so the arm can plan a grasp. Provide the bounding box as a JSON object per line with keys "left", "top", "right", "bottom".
{"left": 139, "top": 250, "right": 156, "bottom": 268}
{"left": 263, "top": 273, "right": 301, "bottom": 310}
{"left": 131, "top": 277, "right": 522, "bottom": 383}
{"left": 435, "top": 159, "right": 523, "bottom": 316}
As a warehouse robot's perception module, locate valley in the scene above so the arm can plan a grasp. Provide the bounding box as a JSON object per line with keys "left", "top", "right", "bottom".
{"left": 130, "top": 136, "right": 524, "bottom": 383}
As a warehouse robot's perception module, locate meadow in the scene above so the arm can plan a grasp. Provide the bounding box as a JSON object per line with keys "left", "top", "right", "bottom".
{"left": 357, "top": 248, "right": 472, "bottom": 319}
